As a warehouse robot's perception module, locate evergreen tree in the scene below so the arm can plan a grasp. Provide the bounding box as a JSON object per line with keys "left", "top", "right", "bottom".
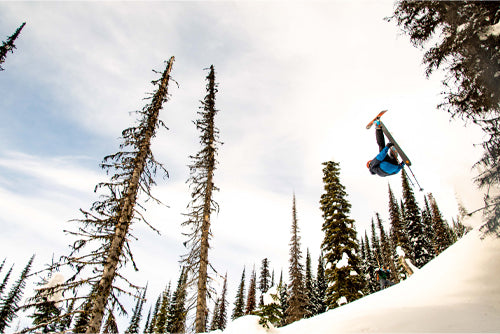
{"left": 258, "top": 258, "right": 271, "bottom": 306}
{"left": 167, "top": 268, "right": 188, "bottom": 334}
{"left": 0, "top": 22, "right": 25, "bottom": 71}
{"left": 59, "top": 298, "right": 76, "bottom": 332}
{"left": 389, "top": 1, "right": 500, "bottom": 236}
{"left": 154, "top": 283, "right": 171, "bottom": 333}
{"left": 401, "top": 170, "right": 433, "bottom": 267}
{"left": 254, "top": 287, "right": 283, "bottom": 329}
{"left": 147, "top": 295, "right": 162, "bottom": 333}
{"left": 363, "top": 233, "right": 378, "bottom": 293}
{"left": 370, "top": 219, "right": 382, "bottom": 266}
{"left": 388, "top": 184, "right": 411, "bottom": 256}
{"left": 428, "top": 193, "right": 453, "bottom": 254}
{"left": 286, "top": 194, "right": 310, "bottom": 323}
{"left": 320, "top": 161, "right": 365, "bottom": 309}
{"left": 181, "top": 65, "right": 222, "bottom": 333}
{"left": 125, "top": 284, "right": 147, "bottom": 334}
{"left": 0, "top": 255, "right": 34, "bottom": 332}
{"left": 36, "top": 58, "right": 176, "bottom": 333}
{"left": 304, "top": 249, "right": 316, "bottom": 317}
{"left": 210, "top": 273, "right": 228, "bottom": 331}
{"left": 231, "top": 268, "right": 246, "bottom": 320}
{"left": 142, "top": 307, "right": 151, "bottom": 334}
{"left": 421, "top": 196, "right": 437, "bottom": 259}
{"left": 0, "top": 264, "right": 13, "bottom": 298}
{"left": 102, "top": 310, "right": 119, "bottom": 334}
{"left": 28, "top": 273, "right": 63, "bottom": 333}
{"left": 376, "top": 213, "right": 398, "bottom": 281}
{"left": 277, "top": 271, "right": 289, "bottom": 327}
{"left": 315, "top": 252, "right": 327, "bottom": 314}
{"left": 245, "top": 268, "right": 257, "bottom": 315}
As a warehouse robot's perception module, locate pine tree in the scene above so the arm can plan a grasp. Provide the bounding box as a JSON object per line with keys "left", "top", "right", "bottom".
{"left": 254, "top": 287, "right": 283, "bottom": 329}
{"left": 210, "top": 273, "right": 228, "bottom": 331}
{"left": 0, "top": 255, "right": 34, "bottom": 332}
{"left": 125, "top": 285, "right": 147, "bottom": 334}
{"left": 27, "top": 272, "right": 64, "bottom": 333}
{"left": 376, "top": 213, "right": 398, "bottom": 282}
{"left": 388, "top": 184, "right": 411, "bottom": 256}
{"left": 370, "top": 219, "right": 382, "bottom": 266}
{"left": 304, "top": 249, "right": 316, "bottom": 317}
{"left": 364, "top": 233, "right": 378, "bottom": 293}
{"left": 142, "top": 307, "right": 151, "bottom": 334}
{"left": 231, "top": 268, "right": 246, "bottom": 320}
{"left": 245, "top": 268, "right": 257, "bottom": 315}
{"left": 59, "top": 298, "right": 75, "bottom": 332}
{"left": 277, "top": 271, "right": 289, "bottom": 327}
{"left": 102, "top": 310, "right": 119, "bottom": 334}
{"left": 421, "top": 196, "right": 437, "bottom": 259}
{"left": 315, "top": 252, "right": 327, "bottom": 314}
{"left": 286, "top": 194, "right": 310, "bottom": 323}
{"left": 181, "top": 65, "right": 222, "bottom": 333}
{"left": 0, "top": 22, "right": 25, "bottom": 71}
{"left": 428, "top": 193, "right": 453, "bottom": 254}
{"left": 147, "top": 295, "right": 162, "bottom": 333}
{"left": 258, "top": 259, "right": 271, "bottom": 306}
{"left": 401, "top": 170, "right": 433, "bottom": 268}
{"left": 320, "top": 161, "right": 365, "bottom": 309}
{"left": 389, "top": 1, "right": 500, "bottom": 236}
{"left": 154, "top": 283, "right": 171, "bottom": 333}
{"left": 34, "top": 58, "right": 175, "bottom": 333}
{"left": 167, "top": 268, "right": 188, "bottom": 334}
{"left": 0, "top": 264, "right": 13, "bottom": 298}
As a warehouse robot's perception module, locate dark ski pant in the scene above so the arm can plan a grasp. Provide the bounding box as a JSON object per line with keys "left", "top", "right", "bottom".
{"left": 376, "top": 128, "right": 399, "bottom": 165}
{"left": 379, "top": 278, "right": 394, "bottom": 290}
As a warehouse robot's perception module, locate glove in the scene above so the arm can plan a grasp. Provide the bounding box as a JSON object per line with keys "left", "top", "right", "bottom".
{"left": 386, "top": 143, "right": 394, "bottom": 148}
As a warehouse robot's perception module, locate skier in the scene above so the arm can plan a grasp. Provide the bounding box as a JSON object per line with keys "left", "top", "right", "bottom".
{"left": 376, "top": 266, "right": 394, "bottom": 290}
{"left": 367, "top": 120, "right": 404, "bottom": 177}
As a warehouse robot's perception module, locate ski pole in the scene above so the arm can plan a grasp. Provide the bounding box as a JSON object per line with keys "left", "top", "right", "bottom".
{"left": 407, "top": 165, "right": 424, "bottom": 192}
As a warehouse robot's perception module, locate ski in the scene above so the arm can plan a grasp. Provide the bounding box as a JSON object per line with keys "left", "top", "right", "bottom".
{"left": 366, "top": 110, "right": 387, "bottom": 129}
{"left": 379, "top": 120, "right": 412, "bottom": 166}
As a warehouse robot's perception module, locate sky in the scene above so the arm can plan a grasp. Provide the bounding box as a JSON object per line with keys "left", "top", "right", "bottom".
{"left": 0, "top": 0, "right": 489, "bottom": 331}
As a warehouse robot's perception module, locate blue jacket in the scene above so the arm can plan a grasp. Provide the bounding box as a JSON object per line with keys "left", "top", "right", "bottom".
{"left": 369, "top": 146, "right": 403, "bottom": 177}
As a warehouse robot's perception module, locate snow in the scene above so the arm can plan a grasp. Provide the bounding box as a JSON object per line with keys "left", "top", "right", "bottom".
{"left": 336, "top": 296, "right": 347, "bottom": 306}
{"left": 41, "top": 273, "right": 64, "bottom": 304}
{"left": 480, "top": 21, "right": 500, "bottom": 40}
{"left": 219, "top": 222, "right": 500, "bottom": 333}
{"left": 335, "top": 252, "right": 349, "bottom": 269}
{"left": 263, "top": 286, "right": 280, "bottom": 306}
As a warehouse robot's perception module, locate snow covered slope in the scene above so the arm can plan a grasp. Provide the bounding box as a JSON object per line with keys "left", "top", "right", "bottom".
{"left": 221, "top": 223, "right": 500, "bottom": 333}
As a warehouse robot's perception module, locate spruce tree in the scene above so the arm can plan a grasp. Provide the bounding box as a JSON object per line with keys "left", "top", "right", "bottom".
{"left": 154, "top": 283, "right": 171, "bottom": 333}
{"left": 258, "top": 259, "right": 271, "bottom": 306}
{"left": 0, "top": 264, "right": 13, "bottom": 298}
{"left": 304, "top": 249, "right": 316, "bottom": 317}
{"left": 181, "top": 65, "right": 222, "bottom": 333}
{"left": 364, "top": 232, "right": 378, "bottom": 293}
{"left": 286, "top": 194, "right": 310, "bottom": 323}
{"left": 102, "top": 310, "right": 119, "bottom": 334}
{"left": 0, "top": 22, "right": 25, "bottom": 71}
{"left": 315, "top": 252, "right": 327, "bottom": 314}
{"left": 428, "top": 193, "right": 453, "bottom": 254}
{"left": 388, "top": 184, "right": 411, "bottom": 256}
{"left": 401, "top": 170, "right": 433, "bottom": 268}
{"left": 389, "top": 1, "right": 500, "bottom": 236}
{"left": 370, "top": 219, "right": 382, "bottom": 266}
{"left": 320, "top": 161, "right": 364, "bottom": 309}
{"left": 277, "top": 271, "right": 289, "bottom": 327}
{"left": 231, "top": 268, "right": 246, "bottom": 320}
{"left": 210, "top": 273, "right": 228, "bottom": 331}
{"left": 125, "top": 284, "right": 147, "bottom": 334}
{"left": 147, "top": 295, "right": 162, "bottom": 333}
{"left": 0, "top": 255, "right": 34, "bottom": 332}
{"left": 421, "top": 196, "right": 437, "bottom": 259}
{"left": 27, "top": 273, "right": 64, "bottom": 333}
{"left": 142, "top": 307, "right": 151, "bottom": 334}
{"left": 167, "top": 268, "right": 188, "bottom": 334}
{"left": 34, "top": 58, "right": 175, "bottom": 333}
{"left": 245, "top": 268, "right": 257, "bottom": 315}
{"left": 376, "top": 213, "right": 398, "bottom": 281}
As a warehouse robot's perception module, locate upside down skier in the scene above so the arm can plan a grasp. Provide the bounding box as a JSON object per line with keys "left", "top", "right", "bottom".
{"left": 367, "top": 120, "right": 404, "bottom": 177}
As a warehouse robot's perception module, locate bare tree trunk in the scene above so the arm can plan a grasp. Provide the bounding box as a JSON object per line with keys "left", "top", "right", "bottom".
{"left": 85, "top": 57, "right": 174, "bottom": 334}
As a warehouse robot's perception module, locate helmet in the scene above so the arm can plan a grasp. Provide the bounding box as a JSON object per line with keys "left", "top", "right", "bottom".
{"left": 366, "top": 160, "right": 371, "bottom": 168}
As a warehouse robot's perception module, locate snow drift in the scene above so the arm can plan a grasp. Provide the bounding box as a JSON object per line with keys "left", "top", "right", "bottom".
{"left": 220, "top": 220, "right": 500, "bottom": 333}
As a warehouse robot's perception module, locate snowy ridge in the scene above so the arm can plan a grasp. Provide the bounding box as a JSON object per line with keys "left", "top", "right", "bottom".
{"left": 220, "top": 222, "right": 500, "bottom": 333}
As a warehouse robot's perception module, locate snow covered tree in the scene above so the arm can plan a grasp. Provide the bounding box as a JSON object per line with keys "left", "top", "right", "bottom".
{"left": 427, "top": 193, "right": 454, "bottom": 254}
{"left": 246, "top": 268, "right": 257, "bottom": 315}
{"left": 315, "top": 252, "right": 327, "bottom": 314}
{"left": 147, "top": 295, "right": 162, "bottom": 333}
{"left": 125, "top": 285, "right": 147, "bottom": 334}
{"left": 0, "top": 255, "right": 34, "bottom": 332}
{"left": 370, "top": 219, "right": 382, "bottom": 266}
{"left": 154, "top": 283, "right": 171, "bottom": 333}
{"left": 254, "top": 287, "right": 283, "bottom": 329}
{"left": 363, "top": 232, "right": 378, "bottom": 293}
{"left": 388, "top": 184, "right": 411, "bottom": 256}
{"left": 401, "top": 170, "right": 433, "bottom": 268}
{"left": 277, "top": 271, "right": 288, "bottom": 327}
{"left": 0, "top": 22, "right": 25, "bottom": 71}
{"left": 181, "top": 65, "right": 222, "bottom": 333}
{"left": 167, "top": 268, "right": 188, "bottom": 334}
{"left": 27, "top": 273, "right": 64, "bottom": 333}
{"left": 231, "top": 268, "right": 246, "bottom": 320}
{"left": 421, "top": 196, "right": 437, "bottom": 259}
{"left": 286, "top": 194, "right": 310, "bottom": 323}
{"left": 258, "top": 258, "right": 271, "bottom": 306}
{"left": 389, "top": 1, "right": 500, "bottom": 237}
{"left": 376, "top": 213, "right": 398, "bottom": 282}
{"left": 320, "top": 161, "right": 365, "bottom": 309}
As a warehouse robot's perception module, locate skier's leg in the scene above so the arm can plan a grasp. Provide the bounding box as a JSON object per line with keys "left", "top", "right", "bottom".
{"left": 376, "top": 128, "right": 385, "bottom": 152}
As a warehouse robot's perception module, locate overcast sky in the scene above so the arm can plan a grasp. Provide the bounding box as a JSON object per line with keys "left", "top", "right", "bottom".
{"left": 0, "top": 1, "right": 488, "bottom": 331}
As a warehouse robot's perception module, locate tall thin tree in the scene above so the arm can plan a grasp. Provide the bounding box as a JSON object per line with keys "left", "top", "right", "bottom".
{"left": 181, "top": 65, "right": 222, "bottom": 333}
